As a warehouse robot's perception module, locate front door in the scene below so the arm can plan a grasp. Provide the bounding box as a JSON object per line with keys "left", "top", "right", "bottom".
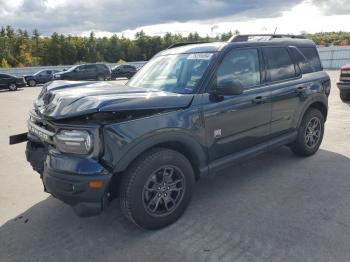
{"left": 202, "top": 48, "right": 272, "bottom": 162}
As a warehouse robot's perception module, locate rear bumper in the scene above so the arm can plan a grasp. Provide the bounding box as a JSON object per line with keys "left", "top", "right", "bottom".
{"left": 337, "top": 81, "right": 350, "bottom": 91}
{"left": 26, "top": 140, "right": 113, "bottom": 217}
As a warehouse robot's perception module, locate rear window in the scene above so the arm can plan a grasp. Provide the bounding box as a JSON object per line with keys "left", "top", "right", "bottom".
{"left": 263, "top": 47, "right": 296, "bottom": 82}
{"left": 299, "top": 47, "right": 322, "bottom": 72}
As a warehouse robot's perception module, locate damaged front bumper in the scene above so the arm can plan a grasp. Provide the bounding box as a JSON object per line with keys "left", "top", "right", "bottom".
{"left": 25, "top": 138, "right": 112, "bottom": 217}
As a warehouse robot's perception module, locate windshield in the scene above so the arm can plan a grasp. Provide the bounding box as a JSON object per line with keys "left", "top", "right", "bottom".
{"left": 127, "top": 52, "right": 214, "bottom": 94}
{"left": 34, "top": 70, "right": 44, "bottom": 76}
{"left": 66, "top": 65, "right": 78, "bottom": 72}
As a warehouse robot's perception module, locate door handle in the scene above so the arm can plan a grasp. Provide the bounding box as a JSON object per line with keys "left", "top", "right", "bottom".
{"left": 252, "top": 96, "right": 266, "bottom": 104}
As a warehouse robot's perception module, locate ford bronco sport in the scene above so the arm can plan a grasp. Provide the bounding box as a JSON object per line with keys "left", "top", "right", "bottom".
{"left": 10, "top": 34, "right": 330, "bottom": 229}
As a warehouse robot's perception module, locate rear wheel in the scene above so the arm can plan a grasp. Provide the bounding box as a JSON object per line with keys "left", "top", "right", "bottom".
{"left": 290, "top": 108, "right": 324, "bottom": 156}
{"left": 97, "top": 75, "right": 105, "bottom": 81}
{"left": 8, "top": 83, "right": 17, "bottom": 91}
{"left": 119, "top": 148, "right": 194, "bottom": 229}
{"left": 28, "top": 79, "right": 36, "bottom": 87}
{"left": 340, "top": 90, "right": 350, "bottom": 101}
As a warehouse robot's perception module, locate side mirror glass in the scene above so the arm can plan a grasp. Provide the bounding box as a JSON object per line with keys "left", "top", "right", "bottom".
{"left": 212, "top": 78, "right": 244, "bottom": 96}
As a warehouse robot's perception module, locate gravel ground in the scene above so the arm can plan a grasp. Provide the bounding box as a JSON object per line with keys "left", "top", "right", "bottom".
{"left": 1, "top": 71, "right": 350, "bottom": 262}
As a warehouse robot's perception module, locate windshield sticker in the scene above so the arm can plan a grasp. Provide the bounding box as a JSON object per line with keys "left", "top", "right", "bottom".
{"left": 187, "top": 53, "right": 213, "bottom": 60}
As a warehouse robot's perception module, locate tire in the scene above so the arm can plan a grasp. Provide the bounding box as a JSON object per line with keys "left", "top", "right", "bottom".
{"left": 28, "top": 79, "right": 36, "bottom": 87}
{"left": 340, "top": 91, "right": 350, "bottom": 101}
{"left": 290, "top": 108, "right": 324, "bottom": 156}
{"left": 8, "top": 83, "right": 17, "bottom": 91}
{"left": 119, "top": 148, "right": 195, "bottom": 229}
{"left": 97, "top": 75, "right": 105, "bottom": 81}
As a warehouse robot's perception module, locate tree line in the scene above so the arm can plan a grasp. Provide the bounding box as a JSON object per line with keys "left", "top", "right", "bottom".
{"left": 1, "top": 25, "right": 349, "bottom": 68}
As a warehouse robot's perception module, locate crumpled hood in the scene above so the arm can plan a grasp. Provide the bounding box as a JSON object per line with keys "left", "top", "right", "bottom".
{"left": 34, "top": 81, "right": 194, "bottom": 120}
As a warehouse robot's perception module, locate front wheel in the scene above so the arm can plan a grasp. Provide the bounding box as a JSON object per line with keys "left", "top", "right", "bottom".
{"left": 8, "top": 83, "right": 17, "bottom": 91}
{"left": 28, "top": 79, "right": 36, "bottom": 87}
{"left": 119, "top": 148, "right": 194, "bottom": 229}
{"left": 340, "top": 91, "right": 350, "bottom": 101}
{"left": 290, "top": 108, "right": 324, "bottom": 156}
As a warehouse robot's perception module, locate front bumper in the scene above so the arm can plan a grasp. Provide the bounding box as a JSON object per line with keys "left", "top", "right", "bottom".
{"left": 26, "top": 140, "right": 113, "bottom": 217}
{"left": 337, "top": 81, "right": 350, "bottom": 91}
{"left": 16, "top": 82, "right": 27, "bottom": 88}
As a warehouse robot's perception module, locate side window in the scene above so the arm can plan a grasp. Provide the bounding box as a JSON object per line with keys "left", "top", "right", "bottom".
{"left": 263, "top": 47, "right": 296, "bottom": 82}
{"left": 77, "top": 65, "right": 85, "bottom": 71}
{"left": 299, "top": 47, "right": 322, "bottom": 72}
{"left": 289, "top": 47, "right": 313, "bottom": 74}
{"left": 46, "top": 70, "right": 52, "bottom": 75}
{"left": 216, "top": 48, "right": 261, "bottom": 89}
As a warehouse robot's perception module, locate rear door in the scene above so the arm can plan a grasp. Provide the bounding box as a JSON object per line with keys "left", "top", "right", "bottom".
{"left": 85, "top": 65, "right": 97, "bottom": 80}
{"left": 262, "top": 46, "right": 308, "bottom": 137}
{"left": 202, "top": 48, "right": 272, "bottom": 162}
{"left": 0, "top": 74, "right": 7, "bottom": 87}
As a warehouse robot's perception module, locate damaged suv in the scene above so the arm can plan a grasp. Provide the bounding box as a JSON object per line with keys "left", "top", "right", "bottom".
{"left": 11, "top": 35, "right": 330, "bottom": 229}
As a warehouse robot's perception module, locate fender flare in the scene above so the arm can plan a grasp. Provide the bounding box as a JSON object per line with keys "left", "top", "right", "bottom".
{"left": 112, "top": 131, "right": 208, "bottom": 178}
{"left": 296, "top": 94, "right": 328, "bottom": 127}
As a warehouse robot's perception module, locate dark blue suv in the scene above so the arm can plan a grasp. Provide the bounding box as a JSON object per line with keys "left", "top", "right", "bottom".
{"left": 11, "top": 35, "right": 330, "bottom": 229}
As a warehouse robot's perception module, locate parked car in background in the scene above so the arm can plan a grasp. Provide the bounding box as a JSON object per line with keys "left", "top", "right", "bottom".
{"left": 0, "top": 73, "right": 26, "bottom": 91}
{"left": 337, "top": 63, "right": 350, "bottom": 101}
{"left": 53, "top": 64, "right": 111, "bottom": 81}
{"left": 24, "top": 69, "right": 60, "bottom": 87}
{"left": 111, "top": 64, "right": 137, "bottom": 79}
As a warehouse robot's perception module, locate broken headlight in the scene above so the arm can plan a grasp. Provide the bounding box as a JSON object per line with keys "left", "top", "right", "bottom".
{"left": 54, "top": 130, "right": 93, "bottom": 155}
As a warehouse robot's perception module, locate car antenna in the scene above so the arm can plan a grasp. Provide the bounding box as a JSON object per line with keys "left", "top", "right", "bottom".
{"left": 273, "top": 27, "right": 278, "bottom": 35}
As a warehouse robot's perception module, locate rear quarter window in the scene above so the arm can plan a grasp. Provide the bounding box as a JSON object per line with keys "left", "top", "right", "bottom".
{"left": 299, "top": 47, "right": 322, "bottom": 72}
{"left": 263, "top": 47, "right": 296, "bottom": 82}
{"left": 289, "top": 47, "right": 313, "bottom": 74}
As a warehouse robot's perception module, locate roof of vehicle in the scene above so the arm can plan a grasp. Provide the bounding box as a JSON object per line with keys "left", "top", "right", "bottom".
{"left": 159, "top": 37, "right": 316, "bottom": 56}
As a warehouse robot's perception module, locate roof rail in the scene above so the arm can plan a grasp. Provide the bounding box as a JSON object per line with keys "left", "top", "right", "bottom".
{"left": 229, "top": 34, "right": 306, "bottom": 42}
{"left": 167, "top": 42, "right": 209, "bottom": 49}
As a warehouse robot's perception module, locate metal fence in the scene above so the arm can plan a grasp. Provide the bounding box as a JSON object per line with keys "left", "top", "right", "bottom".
{"left": 0, "top": 61, "right": 147, "bottom": 77}
{"left": 1, "top": 46, "right": 350, "bottom": 76}
{"left": 318, "top": 46, "right": 350, "bottom": 69}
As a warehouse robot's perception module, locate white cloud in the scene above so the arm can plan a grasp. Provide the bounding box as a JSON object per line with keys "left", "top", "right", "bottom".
{"left": 118, "top": 2, "right": 350, "bottom": 38}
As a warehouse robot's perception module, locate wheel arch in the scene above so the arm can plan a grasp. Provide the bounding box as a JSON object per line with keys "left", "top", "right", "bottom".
{"left": 112, "top": 133, "right": 208, "bottom": 181}
{"left": 297, "top": 98, "right": 328, "bottom": 128}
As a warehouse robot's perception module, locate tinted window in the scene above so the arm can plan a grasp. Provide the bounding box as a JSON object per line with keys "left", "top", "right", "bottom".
{"left": 289, "top": 47, "right": 313, "bottom": 74}
{"left": 264, "top": 47, "right": 296, "bottom": 82}
{"left": 299, "top": 47, "right": 322, "bottom": 72}
{"left": 0, "top": 74, "right": 11, "bottom": 78}
{"left": 97, "top": 64, "right": 108, "bottom": 70}
{"left": 217, "top": 48, "right": 261, "bottom": 89}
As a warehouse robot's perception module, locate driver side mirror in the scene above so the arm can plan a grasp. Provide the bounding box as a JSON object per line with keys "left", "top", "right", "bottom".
{"left": 211, "top": 78, "right": 244, "bottom": 96}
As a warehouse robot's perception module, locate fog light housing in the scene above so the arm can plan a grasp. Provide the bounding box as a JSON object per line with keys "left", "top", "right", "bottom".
{"left": 54, "top": 130, "right": 92, "bottom": 155}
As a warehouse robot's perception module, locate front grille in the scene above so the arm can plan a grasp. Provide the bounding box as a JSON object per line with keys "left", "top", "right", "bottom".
{"left": 28, "top": 110, "right": 56, "bottom": 143}
{"left": 340, "top": 70, "right": 350, "bottom": 81}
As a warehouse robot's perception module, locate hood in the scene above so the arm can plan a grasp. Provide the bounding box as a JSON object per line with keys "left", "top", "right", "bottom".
{"left": 35, "top": 81, "right": 194, "bottom": 120}
{"left": 341, "top": 63, "right": 350, "bottom": 70}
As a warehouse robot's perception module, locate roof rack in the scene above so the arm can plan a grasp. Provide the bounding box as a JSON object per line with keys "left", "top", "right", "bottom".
{"left": 167, "top": 42, "right": 209, "bottom": 49}
{"left": 229, "top": 34, "right": 306, "bottom": 42}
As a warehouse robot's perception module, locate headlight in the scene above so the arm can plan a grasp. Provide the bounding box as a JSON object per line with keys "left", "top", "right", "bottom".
{"left": 54, "top": 130, "right": 93, "bottom": 154}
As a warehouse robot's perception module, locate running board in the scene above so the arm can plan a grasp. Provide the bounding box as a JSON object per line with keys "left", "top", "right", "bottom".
{"left": 209, "top": 131, "right": 297, "bottom": 172}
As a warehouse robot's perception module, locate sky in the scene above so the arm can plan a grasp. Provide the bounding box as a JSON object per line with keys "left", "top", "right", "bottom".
{"left": 0, "top": 0, "right": 349, "bottom": 38}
